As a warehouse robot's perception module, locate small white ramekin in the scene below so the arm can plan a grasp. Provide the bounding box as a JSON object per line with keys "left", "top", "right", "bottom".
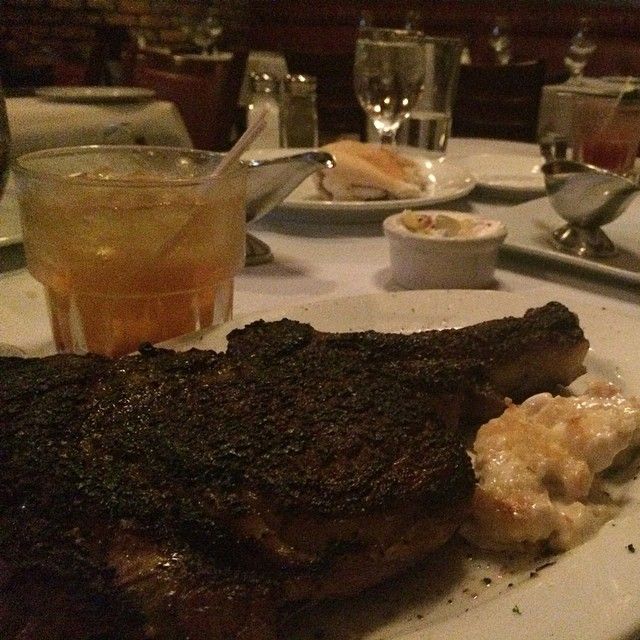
{"left": 383, "top": 211, "right": 507, "bottom": 289}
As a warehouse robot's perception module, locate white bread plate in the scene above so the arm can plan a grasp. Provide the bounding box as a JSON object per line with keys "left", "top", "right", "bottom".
{"left": 245, "top": 147, "right": 475, "bottom": 224}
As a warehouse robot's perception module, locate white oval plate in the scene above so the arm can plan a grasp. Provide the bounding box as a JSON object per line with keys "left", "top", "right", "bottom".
{"left": 163, "top": 289, "right": 640, "bottom": 640}
{"left": 462, "top": 152, "right": 546, "bottom": 196}
{"left": 247, "top": 147, "right": 475, "bottom": 224}
{"left": 35, "top": 86, "right": 156, "bottom": 104}
{"left": 488, "top": 195, "right": 640, "bottom": 286}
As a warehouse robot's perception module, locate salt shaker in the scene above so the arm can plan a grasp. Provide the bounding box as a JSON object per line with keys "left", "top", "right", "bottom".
{"left": 280, "top": 74, "right": 319, "bottom": 148}
{"left": 247, "top": 72, "right": 281, "bottom": 148}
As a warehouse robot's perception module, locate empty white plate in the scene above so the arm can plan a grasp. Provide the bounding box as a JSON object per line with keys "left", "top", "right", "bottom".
{"left": 463, "top": 152, "right": 545, "bottom": 196}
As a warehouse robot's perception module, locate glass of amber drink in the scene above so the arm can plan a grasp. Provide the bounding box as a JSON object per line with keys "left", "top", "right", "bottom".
{"left": 14, "top": 145, "right": 247, "bottom": 357}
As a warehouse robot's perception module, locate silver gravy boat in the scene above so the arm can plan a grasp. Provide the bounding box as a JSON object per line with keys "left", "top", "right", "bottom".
{"left": 541, "top": 158, "right": 639, "bottom": 258}
{"left": 243, "top": 151, "right": 334, "bottom": 264}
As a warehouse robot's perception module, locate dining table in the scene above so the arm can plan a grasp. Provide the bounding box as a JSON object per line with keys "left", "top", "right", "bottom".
{"left": 0, "top": 136, "right": 638, "bottom": 355}
{"left": 0, "top": 135, "right": 639, "bottom": 639}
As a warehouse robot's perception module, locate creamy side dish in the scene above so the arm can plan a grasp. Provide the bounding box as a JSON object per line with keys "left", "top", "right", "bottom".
{"left": 399, "top": 210, "right": 502, "bottom": 239}
{"left": 463, "top": 380, "right": 640, "bottom": 552}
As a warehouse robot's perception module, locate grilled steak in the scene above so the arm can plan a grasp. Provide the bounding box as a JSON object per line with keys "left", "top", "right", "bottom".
{"left": 0, "top": 302, "right": 588, "bottom": 639}
{"left": 226, "top": 300, "right": 590, "bottom": 424}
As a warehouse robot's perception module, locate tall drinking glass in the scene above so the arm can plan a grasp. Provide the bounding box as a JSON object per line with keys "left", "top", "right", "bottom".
{"left": 354, "top": 28, "right": 427, "bottom": 145}
{"left": 396, "top": 36, "right": 462, "bottom": 154}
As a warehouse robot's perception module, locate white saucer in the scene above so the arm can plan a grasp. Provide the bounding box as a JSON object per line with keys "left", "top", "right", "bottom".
{"left": 462, "top": 152, "right": 545, "bottom": 196}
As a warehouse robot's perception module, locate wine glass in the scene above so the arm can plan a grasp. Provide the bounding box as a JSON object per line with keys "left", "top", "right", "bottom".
{"left": 564, "top": 17, "right": 597, "bottom": 81}
{"left": 404, "top": 10, "right": 423, "bottom": 32}
{"left": 488, "top": 16, "right": 512, "bottom": 65}
{"left": 192, "top": 9, "right": 223, "bottom": 55}
{"left": 0, "top": 83, "right": 11, "bottom": 201}
{"left": 177, "top": 14, "right": 198, "bottom": 47}
{"left": 354, "top": 28, "right": 427, "bottom": 145}
{"left": 357, "top": 9, "right": 374, "bottom": 31}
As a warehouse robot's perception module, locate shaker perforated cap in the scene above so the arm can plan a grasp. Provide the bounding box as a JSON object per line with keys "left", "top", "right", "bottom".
{"left": 250, "top": 71, "right": 278, "bottom": 94}
{"left": 283, "top": 73, "right": 317, "bottom": 95}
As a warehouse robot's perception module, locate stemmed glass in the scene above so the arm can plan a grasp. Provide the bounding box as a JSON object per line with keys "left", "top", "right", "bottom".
{"left": 177, "top": 14, "right": 198, "bottom": 46}
{"left": 564, "top": 17, "right": 597, "bottom": 81}
{"left": 488, "top": 16, "right": 513, "bottom": 65}
{"left": 354, "top": 28, "right": 427, "bottom": 145}
{"left": 357, "top": 10, "right": 374, "bottom": 31}
{"left": 404, "top": 9, "right": 423, "bottom": 32}
{"left": 192, "top": 9, "right": 223, "bottom": 55}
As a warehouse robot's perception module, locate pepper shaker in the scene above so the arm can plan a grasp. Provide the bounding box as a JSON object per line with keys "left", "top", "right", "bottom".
{"left": 247, "top": 72, "right": 281, "bottom": 148}
{"left": 281, "top": 74, "right": 319, "bottom": 148}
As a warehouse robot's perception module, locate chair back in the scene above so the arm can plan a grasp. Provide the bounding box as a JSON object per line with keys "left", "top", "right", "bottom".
{"left": 131, "top": 51, "right": 247, "bottom": 151}
{"left": 452, "top": 59, "right": 546, "bottom": 142}
{"left": 136, "top": 47, "right": 174, "bottom": 70}
{"left": 46, "top": 27, "right": 138, "bottom": 88}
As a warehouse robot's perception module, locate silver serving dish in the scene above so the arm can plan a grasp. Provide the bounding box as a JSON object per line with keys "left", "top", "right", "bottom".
{"left": 243, "top": 151, "right": 334, "bottom": 264}
{"left": 541, "top": 158, "right": 639, "bottom": 258}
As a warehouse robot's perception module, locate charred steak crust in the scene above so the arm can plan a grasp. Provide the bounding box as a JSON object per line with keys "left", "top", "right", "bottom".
{"left": 0, "top": 353, "right": 282, "bottom": 640}
{"left": 227, "top": 301, "right": 589, "bottom": 404}
{"left": 227, "top": 300, "right": 585, "bottom": 366}
{"left": 0, "top": 344, "right": 474, "bottom": 638}
{"left": 0, "top": 301, "right": 589, "bottom": 639}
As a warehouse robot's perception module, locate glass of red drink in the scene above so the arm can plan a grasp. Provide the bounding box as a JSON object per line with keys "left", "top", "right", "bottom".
{"left": 572, "top": 93, "right": 640, "bottom": 176}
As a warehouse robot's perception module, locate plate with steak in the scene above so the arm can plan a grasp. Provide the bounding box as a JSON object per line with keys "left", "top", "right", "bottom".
{"left": 2, "top": 289, "right": 639, "bottom": 640}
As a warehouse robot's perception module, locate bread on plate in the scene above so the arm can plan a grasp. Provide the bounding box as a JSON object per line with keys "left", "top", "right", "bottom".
{"left": 315, "top": 140, "right": 428, "bottom": 201}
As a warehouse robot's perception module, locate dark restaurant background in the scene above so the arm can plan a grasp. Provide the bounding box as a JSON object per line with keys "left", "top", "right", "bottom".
{"left": 3, "top": 0, "right": 640, "bottom": 87}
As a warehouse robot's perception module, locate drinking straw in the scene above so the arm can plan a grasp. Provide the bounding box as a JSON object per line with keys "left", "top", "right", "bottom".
{"left": 598, "top": 77, "right": 635, "bottom": 135}
{"left": 210, "top": 107, "right": 268, "bottom": 178}
{"left": 157, "top": 109, "right": 268, "bottom": 259}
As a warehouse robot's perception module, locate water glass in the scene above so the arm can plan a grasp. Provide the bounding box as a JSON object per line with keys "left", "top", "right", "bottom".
{"left": 396, "top": 37, "right": 462, "bottom": 154}
{"left": 488, "top": 16, "right": 513, "bottom": 66}
{"left": 193, "top": 9, "right": 223, "bottom": 55}
{"left": 354, "top": 27, "right": 427, "bottom": 145}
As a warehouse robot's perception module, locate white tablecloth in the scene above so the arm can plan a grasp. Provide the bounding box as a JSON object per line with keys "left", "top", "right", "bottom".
{"left": 0, "top": 137, "right": 638, "bottom": 356}
{"left": 7, "top": 95, "right": 193, "bottom": 157}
